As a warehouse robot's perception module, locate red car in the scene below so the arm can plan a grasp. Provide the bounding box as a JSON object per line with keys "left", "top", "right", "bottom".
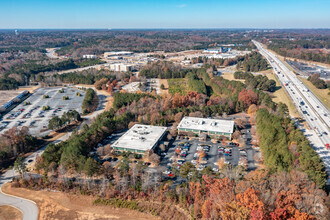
{"left": 168, "top": 173, "right": 174, "bottom": 177}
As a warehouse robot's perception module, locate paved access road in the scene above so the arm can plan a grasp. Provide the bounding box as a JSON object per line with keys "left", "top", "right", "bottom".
{"left": 253, "top": 40, "right": 330, "bottom": 184}
{"left": 0, "top": 169, "right": 38, "bottom": 220}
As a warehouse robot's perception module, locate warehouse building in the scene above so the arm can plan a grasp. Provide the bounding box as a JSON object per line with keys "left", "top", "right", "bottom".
{"left": 104, "top": 51, "right": 133, "bottom": 58}
{"left": 83, "top": 54, "right": 97, "bottom": 59}
{"left": 177, "top": 117, "right": 234, "bottom": 139}
{"left": 109, "top": 63, "right": 132, "bottom": 72}
{"left": 112, "top": 124, "right": 167, "bottom": 154}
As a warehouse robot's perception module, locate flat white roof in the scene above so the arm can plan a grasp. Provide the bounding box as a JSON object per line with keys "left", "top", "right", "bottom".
{"left": 112, "top": 124, "right": 167, "bottom": 151}
{"left": 178, "top": 117, "right": 234, "bottom": 134}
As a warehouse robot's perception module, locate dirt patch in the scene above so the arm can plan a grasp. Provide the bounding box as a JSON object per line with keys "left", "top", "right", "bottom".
{"left": 159, "top": 79, "right": 169, "bottom": 95}
{"left": 2, "top": 183, "right": 158, "bottom": 220}
{"left": 220, "top": 72, "right": 245, "bottom": 82}
{"left": 0, "top": 205, "right": 22, "bottom": 220}
{"left": 105, "top": 96, "right": 113, "bottom": 111}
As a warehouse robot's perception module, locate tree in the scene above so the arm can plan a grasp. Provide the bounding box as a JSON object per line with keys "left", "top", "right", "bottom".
{"left": 14, "top": 156, "right": 27, "bottom": 178}
{"left": 48, "top": 116, "right": 63, "bottom": 130}
{"left": 160, "top": 84, "right": 165, "bottom": 89}
{"left": 174, "top": 112, "right": 184, "bottom": 123}
{"left": 180, "top": 162, "right": 196, "bottom": 178}
{"left": 84, "top": 157, "right": 99, "bottom": 177}
{"left": 149, "top": 153, "right": 160, "bottom": 166}
{"left": 248, "top": 104, "right": 258, "bottom": 115}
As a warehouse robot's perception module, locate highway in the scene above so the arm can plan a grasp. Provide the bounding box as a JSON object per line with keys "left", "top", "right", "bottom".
{"left": 253, "top": 40, "right": 330, "bottom": 184}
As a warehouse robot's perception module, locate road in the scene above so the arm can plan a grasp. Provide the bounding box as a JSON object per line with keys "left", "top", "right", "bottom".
{"left": 253, "top": 40, "right": 330, "bottom": 184}
{"left": 0, "top": 88, "right": 109, "bottom": 219}
{"left": 45, "top": 48, "right": 61, "bottom": 59}
{"left": 56, "top": 63, "right": 106, "bottom": 75}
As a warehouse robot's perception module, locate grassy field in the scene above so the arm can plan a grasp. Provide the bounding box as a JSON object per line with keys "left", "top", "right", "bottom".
{"left": 266, "top": 73, "right": 301, "bottom": 118}
{"left": 159, "top": 79, "right": 169, "bottom": 95}
{"left": 299, "top": 77, "right": 330, "bottom": 109}
{"left": 168, "top": 78, "right": 188, "bottom": 95}
{"left": 220, "top": 72, "right": 245, "bottom": 82}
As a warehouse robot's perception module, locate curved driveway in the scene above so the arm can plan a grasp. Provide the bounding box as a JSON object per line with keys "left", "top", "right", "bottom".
{"left": 0, "top": 169, "right": 38, "bottom": 220}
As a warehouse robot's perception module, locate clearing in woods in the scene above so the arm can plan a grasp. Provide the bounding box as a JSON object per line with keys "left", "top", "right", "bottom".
{"left": 2, "top": 183, "right": 158, "bottom": 220}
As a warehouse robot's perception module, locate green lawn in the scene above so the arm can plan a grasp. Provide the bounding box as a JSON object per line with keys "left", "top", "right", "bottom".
{"left": 168, "top": 78, "right": 188, "bottom": 95}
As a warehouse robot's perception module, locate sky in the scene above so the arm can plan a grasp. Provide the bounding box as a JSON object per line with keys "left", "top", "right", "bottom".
{"left": 1, "top": 0, "right": 330, "bottom": 29}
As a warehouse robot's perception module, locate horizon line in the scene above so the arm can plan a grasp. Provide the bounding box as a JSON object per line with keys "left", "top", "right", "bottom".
{"left": 1, "top": 28, "right": 330, "bottom": 31}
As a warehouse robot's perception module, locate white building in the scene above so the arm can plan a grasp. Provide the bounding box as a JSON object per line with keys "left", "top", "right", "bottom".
{"left": 109, "top": 63, "right": 132, "bottom": 72}
{"left": 112, "top": 124, "right": 168, "bottom": 154}
{"left": 104, "top": 51, "right": 133, "bottom": 58}
{"left": 178, "top": 117, "right": 235, "bottom": 139}
{"left": 83, "top": 54, "right": 97, "bottom": 59}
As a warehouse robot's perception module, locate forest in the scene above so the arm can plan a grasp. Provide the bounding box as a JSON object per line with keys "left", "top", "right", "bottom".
{"left": 237, "top": 52, "right": 269, "bottom": 72}
{"left": 234, "top": 71, "right": 277, "bottom": 92}
{"left": 265, "top": 35, "right": 330, "bottom": 64}
{"left": 82, "top": 88, "right": 98, "bottom": 114}
{"left": 0, "top": 127, "right": 41, "bottom": 168}
{"left": 257, "top": 108, "right": 326, "bottom": 188}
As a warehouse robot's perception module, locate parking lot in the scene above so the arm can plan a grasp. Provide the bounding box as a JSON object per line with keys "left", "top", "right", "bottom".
{"left": 160, "top": 139, "right": 239, "bottom": 172}
{"left": 0, "top": 87, "right": 85, "bottom": 137}
{"left": 159, "top": 125, "right": 255, "bottom": 178}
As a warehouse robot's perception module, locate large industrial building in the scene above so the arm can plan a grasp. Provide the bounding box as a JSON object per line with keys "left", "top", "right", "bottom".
{"left": 111, "top": 124, "right": 167, "bottom": 154}
{"left": 109, "top": 63, "right": 133, "bottom": 72}
{"left": 104, "top": 51, "right": 133, "bottom": 58}
{"left": 83, "top": 54, "right": 97, "bottom": 59}
{"left": 177, "top": 117, "right": 234, "bottom": 139}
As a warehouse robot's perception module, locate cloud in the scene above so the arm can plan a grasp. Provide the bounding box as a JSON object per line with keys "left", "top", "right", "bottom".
{"left": 177, "top": 4, "right": 187, "bottom": 8}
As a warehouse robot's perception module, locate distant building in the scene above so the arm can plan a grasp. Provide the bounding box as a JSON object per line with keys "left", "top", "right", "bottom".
{"left": 0, "top": 90, "right": 29, "bottom": 112}
{"left": 177, "top": 117, "right": 234, "bottom": 139}
{"left": 109, "top": 63, "right": 132, "bottom": 72}
{"left": 111, "top": 124, "right": 168, "bottom": 155}
{"left": 104, "top": 51, "right": 133, "bottom": 58}
{"left": 203, "top": 47, "right": 230, "bottom": 54}
{"left": 83, "top": 54, "right": 97, "bottom": 59}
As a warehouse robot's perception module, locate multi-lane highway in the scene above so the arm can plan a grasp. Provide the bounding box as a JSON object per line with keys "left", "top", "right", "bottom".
{"left": 253, "top": 40, "right": 330, "bottom": 184}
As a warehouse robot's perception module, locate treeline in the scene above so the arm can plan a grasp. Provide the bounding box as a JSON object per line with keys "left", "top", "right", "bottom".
{"left": 187, "top": 72, "right": 207, "bottom": 94}
{"left": 268, "top": 38, "right": 330, "bottom": 64}
{"left": 234, "top": 71, "right": 277, "bottom": 92}
{"left": 307, "top": 73, "right": 329, "bottom": 89}
{"left": 0, "top": 77, "right": 20, "bottom": 90}
{"left": 197, "top": 69, "right": 276, "bottom": 110}
{"left": 0, "top": 127, "right": 40, "bottom": 167}
{"left": 237, "top": 52, "right": 268, "bottom": 72}
{"left": 82, "top": 88, "right": 98, "bottom": 114}
{"left": 38, "top": 110, "right": 133, "bottom": 173}
{"left": 48, "top": 110, "right": 82, "bottom": 131}
{"left": 257, "top": 108, "right": 326, "bottom": 188}
{"left": 8, "top": 58, "right": 104, "bottom": 76}
{"left": 112, "top": 92, "right": 155, "bottom": 109}
{"left": 139, "top": 61, "right": 191, "bottom": 78}
{"left": 53, "top": 71, "right": 115, "bottom": 85}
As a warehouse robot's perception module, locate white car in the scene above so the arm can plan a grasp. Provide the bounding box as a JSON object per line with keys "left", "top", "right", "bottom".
{"left": 212, "top": 168, "right": 219, "bottom": 172}
{"left": 163, "top": 170, "right": 171, "bottom": 175}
